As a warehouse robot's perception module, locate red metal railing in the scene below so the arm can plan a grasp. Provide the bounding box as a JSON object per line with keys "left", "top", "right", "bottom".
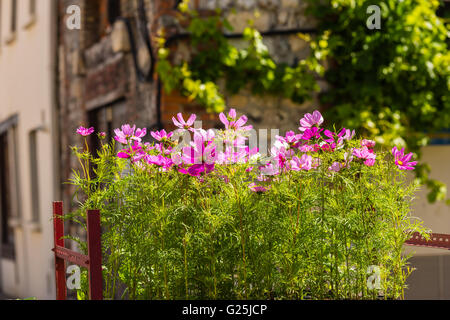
{"left": 52, "top": 201, "right": 103, "bottom": 300}
{"left": 405, "top": 232, "right": 450, "bottom": 250}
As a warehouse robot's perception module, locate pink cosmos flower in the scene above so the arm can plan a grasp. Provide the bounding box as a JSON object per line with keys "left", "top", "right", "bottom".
{"left": 301, "top": 127, "right": 323, "bottom": 141}
{"left": 196, "top": 128, "right": 216, "bottom": 143}
{"left": 219, "top": 109, "right": 253, "bottom": 131}
{"left": 117, "top": 149, "right": 131, "bottom": 159}
{"left": 155, "top": 143, "right": 173, "bottom": 156}
{"left": 114, "top": 125, "right": 147, "bottom": 144}
{"left": 321, "top": 142, "right": 336, "bottom": 152}
{"left": 114, "top": 124, "right": 136, "bottom": 144}
{"left": 249, "top": 183, "right": 270, "bottom": 193}
{"left": 172, "top": 113, "right": 197, "bottom": 131}
{"left": 299, "top": 110, "right": 324, "bottom": 132}
{"left": 77, "top": 126, "right": 94, "bottom": 137}
{"left": 340, "top": 128, "right": 356, "bottom": 141}
{"left": 146, "top": 155, "right": 174, "bottom": 171}
{"left": 325, "top": 128, "right": 355, "bottom": 148}
{"left": 133, "top": 128, "right": 147, "bottom": 142}
{"left": 171, "top": 152, "right": 183, "bottom": 166}
{"left": 216, "top": 147, "right": 236, "bottom": 165}
{"left": 298, "top": 143, "right": 321, "bottom": 153}
{"left": 182, "top": 131, "right": 216, "bottom": 165}
{"left": 179, "top": 130, "right": 216, "bottom": 177}
{"left": 290, "top": 154, "right": 313, "bottom": 171}
{"left": 117, "top": 141, "right": 143, "bottom": 159}
{"left": 328, "top": 162, "right": 345, "bottom": 173}
{"left": 328, "top": 152, "right": 354, "bottom": 172}
{"left": 323, "top": 130, "right": 335, "bottom": 144}
{"left": 216, "top": 147, "right": 233, "bottom": 165}
{"left": 353, "top": 146, "right": 377, "bottom": 167}
{"left": 276, "top": 131, "right": 302, "bottom": 149}
{"left": 392, "top": 147, "right": 417, "bottom": 170}
{"left": 217, "top": 146, "right": 250, "bottom": 165}
{"left": 179, "top": 163, "right": 215, "bottom": 177}
{"left": 364, "top": 158, "right": 376, "bottom": 167}
{"left": 271, "top": 142, "right": 295, "bottom": 170}
{"left": 259, "top": 162, "right": 280, "bottom": 176}
{"left": 151, "top": 129, "right": 173, "bottom": 142}
{"left": 361, "top": 139, "right": 376, "bottom": 148}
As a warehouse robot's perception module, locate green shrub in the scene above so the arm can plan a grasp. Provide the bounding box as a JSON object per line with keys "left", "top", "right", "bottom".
{"left": 68, "top": 111, "right": 428, "bottom": 300}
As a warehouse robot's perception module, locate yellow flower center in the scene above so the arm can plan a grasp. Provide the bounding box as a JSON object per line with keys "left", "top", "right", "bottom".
{"left": 398, "top": 161, "right": 403, "bottom": 165}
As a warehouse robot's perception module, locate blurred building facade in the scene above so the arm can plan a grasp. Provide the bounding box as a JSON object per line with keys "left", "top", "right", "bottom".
{"left": 0, "top": 0, "right": 448, "bottom": 299}
{"left": 0, "top": 0, "right": 59, "bottom": 299}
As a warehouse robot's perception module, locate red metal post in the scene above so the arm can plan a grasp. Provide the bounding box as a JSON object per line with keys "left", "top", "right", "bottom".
{"left": 53, "top": 202, "right": 103, "bottom": 300}
{"left": 87, "top": 210, "right": 103, "bottom": 300}
{"left": 53, "top": 201, "right": 67, "bottom": 300}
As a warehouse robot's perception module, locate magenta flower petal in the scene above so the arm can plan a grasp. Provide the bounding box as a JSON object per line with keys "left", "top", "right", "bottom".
{"left": 188, "top": 164, "right": 205, "bottom": 177}
{"left": 392, "top": 147, "right": 417, "bottom": 171}
{"left": 117, "top": 151, "right": 130, "bottom": 159}
{"left": 173, "top": 113, "right": 197, "bottom": 130}
{"left": 219, "top": 113, "right": 229, "bottom": 127}
{"left": 234, "top": 116, "right": 248, "bottom": 128}
{"left": 249, "top": 183, "right": 270, "bottom": 193}
{"left": 299, "top": 110, "right": 324, "bottom": 131}
{"left": 77, "top": 126, "right": 95, "bottom": 137}
{"left": 187, "top": 114, "right": 197, "bottom": 126}
{"left": 172, "top": 116, "right": 182, "bottom": 128}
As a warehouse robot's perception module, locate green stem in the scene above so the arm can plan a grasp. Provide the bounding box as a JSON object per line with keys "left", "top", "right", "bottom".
{"left": 232, "top": 178, "right": 248, "bottom": 299}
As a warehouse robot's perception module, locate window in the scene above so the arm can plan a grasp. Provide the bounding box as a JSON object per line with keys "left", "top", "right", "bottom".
{"left": 29, "top": 129, "right": 40, "bottom": 226}
{"left": 87, "top": 100, "right": 127, "bottom": 153}
{"left": 107, "top": 0, "right": 121, "bottom": 25}
{"left": 4, "top": 0, "right": 16, "bottom": 44}
{"left": 84, "top": 0, "right": 122, "bottom": 47}
{"left": 0, "top": 115, "right": 19, "bottom": 260}
{"left": 0, "top": 0, "right": 3, "bottom": 50}
{"left": 29, "top": 0, "right": 35, "bottom": 16}
{"left": 10, "top": 0, "right": 16, "bottom": 33}
{"left": 24, "top": 0, "right": 36, "bottom": 29}
{"left": 100, "top": 0, "right": 122, "bottom": 37}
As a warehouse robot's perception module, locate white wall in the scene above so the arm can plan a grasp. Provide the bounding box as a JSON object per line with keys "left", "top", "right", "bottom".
{"left": 405, "top": 145, "right": 450, "bottom": 299}
{"left": 406, "top": 145, "right": 450, "bottom": 254}
{"left": 0, "top": 0, "right": 57, "bottom": 299}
